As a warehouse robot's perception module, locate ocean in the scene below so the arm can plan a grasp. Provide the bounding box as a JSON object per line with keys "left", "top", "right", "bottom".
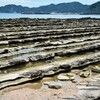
{"left": 0, "top": 13, "right": 100, "bottom": 19}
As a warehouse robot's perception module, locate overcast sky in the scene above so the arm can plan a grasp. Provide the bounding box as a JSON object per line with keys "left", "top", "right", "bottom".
{"left": 0, "top": 0, "right": 99, "bottom": 7}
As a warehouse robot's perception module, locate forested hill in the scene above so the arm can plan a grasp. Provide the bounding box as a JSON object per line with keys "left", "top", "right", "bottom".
{"left": 0, "top": 2, "right": 89, "bottom": 14}
{"left": 85, "top": 1, "right": 100, "bottom": 14}
{"left": 0, "top": 1, "right": 100, "bottom": 14}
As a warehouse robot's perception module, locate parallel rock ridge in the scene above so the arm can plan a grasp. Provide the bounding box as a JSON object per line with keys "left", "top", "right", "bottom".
{"left": 0, "top": 18, "right": 100, "bottom": 90}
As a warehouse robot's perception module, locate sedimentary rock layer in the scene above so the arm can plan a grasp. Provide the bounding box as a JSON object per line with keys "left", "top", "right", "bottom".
{"left": 0, "top": 18, "right": 100, "bottom": 89}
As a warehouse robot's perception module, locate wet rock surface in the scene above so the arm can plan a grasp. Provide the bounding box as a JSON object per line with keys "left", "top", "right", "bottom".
{"left": 0, "top": 18, "right": 100, "bottom": 100}
{"left": 77, "top": 75, "right": 100, "bottom": 100}
{"left": 0, "top": 68, "right": 100, "bottom": 100}
{"left": 44, "top": 81, "right": 62, "bottom": 89}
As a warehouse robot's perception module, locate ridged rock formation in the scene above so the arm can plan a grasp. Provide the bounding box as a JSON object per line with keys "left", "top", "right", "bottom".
{"left": 0, "top": 18, "right": 100, "bottom": 95}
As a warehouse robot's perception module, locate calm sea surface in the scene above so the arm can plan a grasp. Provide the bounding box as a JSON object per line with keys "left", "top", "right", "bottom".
{"left": 0, "top": 13, "right": 100, "bottom": 19}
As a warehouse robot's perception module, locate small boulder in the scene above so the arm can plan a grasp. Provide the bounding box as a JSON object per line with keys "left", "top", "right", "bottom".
{"left": 44, "top": 82, "right": 62, "bottom": 89}
{"left": 57, "top": 74, "right": 70, "bottom": 81}
{"left": 67, "top": 73, "right": 75, "bottom": 77}
{"left": 80, "top": 71, "right": 90, "bottom": 78}
{"left": 92, "top": 66, "right": 100, "bottom": 73}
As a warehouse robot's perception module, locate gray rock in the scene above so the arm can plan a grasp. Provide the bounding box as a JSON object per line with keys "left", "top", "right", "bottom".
{"left": 44, "top": 81, "right": 62, "bottom": 89}
{"left": 57, "top": 74, "right": 70, "bottom": 81}
{"left": 78, "top": 75, "right": 100, "bottom": 100}
{"left": 9, "top": 58, "right": 28, "bottom": 66}
{"left": 20, "top": 70, "right": 43, "bottom": 78}
{"left": 67, "top": 73, "right": 75, "bottom": 77}
{"left": 80, "top": 71, "right": 90, "bottom": 78}
{"left": 57, "top": 74, "right": 75, "bottom": 81}
{"left": 92, "top": 66, "right": 100, "bottom": 73}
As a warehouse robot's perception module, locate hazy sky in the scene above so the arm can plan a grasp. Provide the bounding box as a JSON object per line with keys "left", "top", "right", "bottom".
{"left": 0, "top": 0, "right": 99, "bottom": 7}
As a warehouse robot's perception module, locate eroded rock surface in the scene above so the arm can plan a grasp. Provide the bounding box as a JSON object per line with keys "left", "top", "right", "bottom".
{"left": 77, "top": 75, "right": 100, "bottom": 100}
{"left": 0, "top": 18, "right": 100, "bottom": 100}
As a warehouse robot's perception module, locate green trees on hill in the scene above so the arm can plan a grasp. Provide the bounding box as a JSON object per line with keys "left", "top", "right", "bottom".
{"left": 0, "top": 1, "right": 100, "bottom": 14}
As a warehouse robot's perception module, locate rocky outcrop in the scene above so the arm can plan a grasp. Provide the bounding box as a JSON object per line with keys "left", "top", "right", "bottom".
{"left": 0, "top": 18, "right": 100, "bottom": 92}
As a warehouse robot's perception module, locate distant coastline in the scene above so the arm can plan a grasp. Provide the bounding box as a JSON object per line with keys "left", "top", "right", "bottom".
{"left": 0, "top": 1, "right": 100, "bottom": 15}
{"left": 21, "top": 12, "right": 50, "bottom": 14}
{"left": 0, "top": 12, "right": 99, "bottom": 15}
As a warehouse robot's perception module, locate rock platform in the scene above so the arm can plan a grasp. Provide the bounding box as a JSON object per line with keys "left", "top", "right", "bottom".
{"left": 0, "top": 18, "right": 100, "bottom": 100}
